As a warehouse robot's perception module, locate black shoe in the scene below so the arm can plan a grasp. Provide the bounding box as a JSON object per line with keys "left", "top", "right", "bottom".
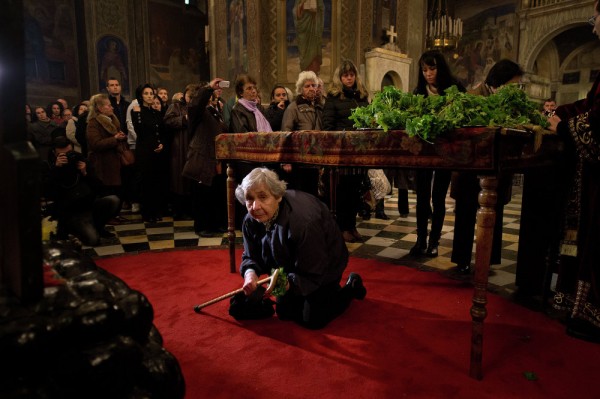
{"left": 409, "top": 237, "right": 427, "bottom": 256}
{"left": 456, "top": 264, "right": 471, "bottom": 274}
{"left": 375, "top": 211, "right": 390, "bottom": 220}
{"left": 346, "top": 272, "right": 367, "bottom": 300}
{"left": 426, "top": 242, "right": 439, "bottom": 257}
{"left": 399, "top": 213, "right": 409, "bottom": 218}
{"left": 99, "top": 229, "right": 115, "bottom": 238}
{"left": 360, "top": 209, "right": 371, "bottom": 220}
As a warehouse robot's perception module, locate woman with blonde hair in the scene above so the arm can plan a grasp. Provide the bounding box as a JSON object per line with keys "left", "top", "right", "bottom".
{"left": 86, "top": 93, "right": 127, "bottom": 201}
{"left": 323, "top": 60, "right": 370, "bottom": 242}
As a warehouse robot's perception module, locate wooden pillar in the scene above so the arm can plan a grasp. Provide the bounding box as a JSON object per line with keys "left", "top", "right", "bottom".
{"left": 0, "top": 0, "right": 43, "bottom": 302}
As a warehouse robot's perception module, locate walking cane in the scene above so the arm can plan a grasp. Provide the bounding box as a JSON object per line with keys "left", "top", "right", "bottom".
{"left": 193, "top": 269, "right": 280, "bottom": 313}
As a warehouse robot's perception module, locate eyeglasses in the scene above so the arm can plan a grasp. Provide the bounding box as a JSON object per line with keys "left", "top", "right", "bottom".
{"left": 589, "top": 15, "right": 597, "bottom": 26}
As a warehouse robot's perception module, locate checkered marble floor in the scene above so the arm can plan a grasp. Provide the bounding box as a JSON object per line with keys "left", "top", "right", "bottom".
{"left": 79, "top": 186, "right": 524, "bottom": 298}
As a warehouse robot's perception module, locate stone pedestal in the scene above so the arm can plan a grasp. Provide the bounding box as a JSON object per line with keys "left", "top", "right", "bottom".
{"left": 365, "top": 47, "right": 413, "bottom": 97}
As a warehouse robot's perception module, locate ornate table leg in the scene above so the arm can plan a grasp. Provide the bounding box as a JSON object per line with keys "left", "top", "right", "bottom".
{"left": 328, "top": 167, "right": 338, "bottom": 218}
{"left": 226, "top": 163, "right": 237, "bottom": 273}
{"left": 469, "top": 175, "right": 498, "bottom": 380}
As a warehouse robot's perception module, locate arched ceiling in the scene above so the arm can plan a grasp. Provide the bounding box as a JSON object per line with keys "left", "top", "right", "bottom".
{"left": 552, "top": 25, "right": 597, "bottom": 65}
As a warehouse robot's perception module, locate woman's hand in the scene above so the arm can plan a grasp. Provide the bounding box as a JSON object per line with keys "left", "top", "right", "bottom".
{"left": 277, "top": 100, "right": 286, "bottom": 110}
{"left": 115, "top": 131, "right": 127, "bottom": 141}
{"left": 132, "top": 105, "right": 141, "bottom": 112}
{"left": 242, "top": 269, "right": 258, "bottom": 296}
{"left": 281, "top": 163, "right": 292, "bottom": 173}
{"left": 154, "top": 143, "right": 164, "bottom": 153}
{"left": 209, "top": 78, "right": 224, "bottom": 90}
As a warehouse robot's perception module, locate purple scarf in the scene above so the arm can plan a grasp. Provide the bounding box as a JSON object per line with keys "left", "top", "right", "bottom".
{"left": 238, "top": 98, "right": 272, "bottom": 132}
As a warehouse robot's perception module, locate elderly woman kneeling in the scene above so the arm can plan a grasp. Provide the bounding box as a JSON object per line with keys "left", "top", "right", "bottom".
{"left": 236, "top": 167, "right": 366, "bottom": 329}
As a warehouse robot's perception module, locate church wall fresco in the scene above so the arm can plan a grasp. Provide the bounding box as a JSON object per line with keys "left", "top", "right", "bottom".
{"left": 24, "top": 0, "right": 80, "bottom": 106}
{"left": 146, "top": 1, "right": 205, "bottom": 96}
{"left": 453, "top": 4, "right": 517, "bottom": 91}
{"left": 24, "top": 0, "right": 594, "bottom": 109}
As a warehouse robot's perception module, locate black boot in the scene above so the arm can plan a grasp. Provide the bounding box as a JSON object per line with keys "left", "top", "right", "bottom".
{"left": 374, "top": 199, "right": 389, "bottom": 220}
{"left": 360, "top": 202, "right": 372, "bottom": 220}
{"left": 409, "top": 236, "right": 427, "bottom": 256}
{"left": 426, "top": 240, "right": 439, "bottom": 257}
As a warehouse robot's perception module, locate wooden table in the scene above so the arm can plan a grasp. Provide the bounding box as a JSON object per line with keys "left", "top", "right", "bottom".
{"left": 215, "top": 127, "right": 562, "bottom": 380}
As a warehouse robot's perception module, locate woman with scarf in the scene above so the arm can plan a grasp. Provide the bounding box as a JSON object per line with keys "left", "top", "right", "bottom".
{"left": 229, "top": 74, "right": 272, "bottom": 133}
{"left": 86, "top": 93, "right": 127, "bottom": 201}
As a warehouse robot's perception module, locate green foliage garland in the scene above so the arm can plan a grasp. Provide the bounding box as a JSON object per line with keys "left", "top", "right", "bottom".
{"left": 349, "top": 84, "right": 549, "bottom": 142}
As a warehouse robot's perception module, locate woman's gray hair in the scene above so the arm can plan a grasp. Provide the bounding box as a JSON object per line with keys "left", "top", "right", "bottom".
{"left": 235, "top": 167, "right": 287, "bottom": 204}
{"left": 295, "top": 70, "right": 319, "bottom": 96}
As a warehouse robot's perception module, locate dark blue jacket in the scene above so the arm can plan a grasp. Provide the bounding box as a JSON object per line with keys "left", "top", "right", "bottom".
{"left": 240, "top": 190, "right": 348, "bottom": 296}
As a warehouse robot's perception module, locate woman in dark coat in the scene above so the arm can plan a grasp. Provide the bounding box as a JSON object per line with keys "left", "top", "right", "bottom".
{"left": 264, "top": 84, "right": 291, "bottom": 131}
{"left": 323, "top": 60, "right": 370, "bottom": 243}
{"left": 410, "top": 50, "right": 466, "bottom": 257}
{"left": 164, "top": 83, "right": 198, "bottom": 219}
{"left": 131, "top": 83, "right": 168, "bottom": 222}
{"left": 184, "top": 79, "right": 229, "bottom": 236}
{"left": 86, "top": 93, "right": 127, "bottom": 199}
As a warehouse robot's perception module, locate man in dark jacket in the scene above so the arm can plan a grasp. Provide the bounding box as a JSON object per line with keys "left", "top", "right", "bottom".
{"left": 237, "top": 167, "right": 366, "bottom": 329}
{"left": 43, "top": 136, "right": 120, "bottom": 246}
{"left": 107, "top": 77, "right": 130, "bottom": 130}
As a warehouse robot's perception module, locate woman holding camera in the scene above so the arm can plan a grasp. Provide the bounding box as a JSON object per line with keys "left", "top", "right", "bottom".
{"left": 185, "top": 78, "right": 229, "bottom": 236}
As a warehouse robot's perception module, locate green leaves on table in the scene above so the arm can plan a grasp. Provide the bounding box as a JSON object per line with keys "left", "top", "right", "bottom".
{"left": 349, "top": 84, "right": 549, "bottom": 142}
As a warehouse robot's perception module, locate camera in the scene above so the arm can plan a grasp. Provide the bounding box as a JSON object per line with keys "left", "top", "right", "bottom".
{"left": 65, "top": 150, "right": 84, "bottom": 166}
{"left": 218, "top": 80, "right": 230, "bottom": 88}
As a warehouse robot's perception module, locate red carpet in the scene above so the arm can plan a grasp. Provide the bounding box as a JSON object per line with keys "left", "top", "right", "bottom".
{"left": 97, "top": 249, "right": 600, "bottom": 399}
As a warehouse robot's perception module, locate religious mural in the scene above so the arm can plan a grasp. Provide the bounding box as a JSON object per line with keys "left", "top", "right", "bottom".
{"left": 452, "top": 4, "right": 517, "bottom": 90}
{"left": 227, "top": 0, "right": 247, "bottom": 78}
{"left": 97, "top": 35, "right": 129, "bottom": 92}
{"left": 147, "top": 1, "right": 203, "bottom": 96}
{"left": 286, "top": 0, "right": 332, "bottom": 82}
{"left": 23, "top": 0, "right": 78, "bottom": 87}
